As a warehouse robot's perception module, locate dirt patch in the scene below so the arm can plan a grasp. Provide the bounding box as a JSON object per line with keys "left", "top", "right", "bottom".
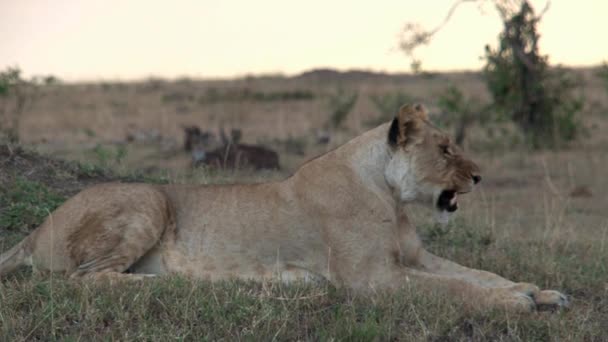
{"left": 0, "top": 144, "right": 119, "bottom": 197}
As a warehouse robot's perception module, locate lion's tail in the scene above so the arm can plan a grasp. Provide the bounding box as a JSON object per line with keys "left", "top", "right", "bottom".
{"left": 0, "top": 234, "right": 33, "bottom": 277}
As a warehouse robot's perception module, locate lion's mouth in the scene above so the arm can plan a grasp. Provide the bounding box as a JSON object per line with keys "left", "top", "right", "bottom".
{"left": 437, "top": 190, "right": 459, "bottom": 212}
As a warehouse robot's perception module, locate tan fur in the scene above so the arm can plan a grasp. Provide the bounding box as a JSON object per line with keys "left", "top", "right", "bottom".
{"left": 0, "top": 103, "right": 568, "bottom": 311}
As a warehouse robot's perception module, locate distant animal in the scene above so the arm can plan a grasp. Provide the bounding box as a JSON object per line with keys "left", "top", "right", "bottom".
{"left": 187, "top": 125, "right": 279, "bottom": 170}
{"left": 316, "top": 129, "right": 331, "bottom": 145}
{"left": 193, "top": 143, "right": 280, "bottom": 170}
{"left": 183, "top": 125, "right": 215, "bottom": 152}
{"left": 0, "top": 103, "right": 567, "bottom": 313}
{"left": 219, "top": 127, "right": 242, "bottom": 146}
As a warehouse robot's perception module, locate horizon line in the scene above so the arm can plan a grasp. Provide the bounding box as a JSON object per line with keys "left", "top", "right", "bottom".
{"left": 13, "top": 62, "right": 604, "bottom": 84}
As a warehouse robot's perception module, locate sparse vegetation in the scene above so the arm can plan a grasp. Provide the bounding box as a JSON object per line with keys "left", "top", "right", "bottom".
{"left": 161, "top": 90, "right": 195, "bottom": 103}
{"left": 0, "top": 67, "right": 38, "bottom": 143}
{"left": 1, "top": 66, "right": 608, "bottom": 340}
{"left": 326, "top": 88, "right": 358, "bottom": 130}
{"left": 0, "top": 271, "right": 603, "bottom": 341}
{"left": 399, "top": 0, "right": 586, "bottom": 148}
{"left": 436, "top": 86, "right": 490, "bottom": 146}
{"left": 596, "top": 61, "right": 608, "bottom": 94}
{"left": 275, "top": 135, "right": 308, "bottom": 156}
{"left": 0, "top": 178, "right": 65, "bottom": 232}
{"left": 367, "top": 91, "right": 413, "bottom": 127}
{"left": 1, "top": 200, "right": 607, "bottom": 340}
{"left": 41, "top": 75, "right": 60, "bottom": 86}
{"left": 196, "top": 88, "right": 315, "bottom": 104}
{"left": 91, "top": 144, "right": 128, "bottom": 168}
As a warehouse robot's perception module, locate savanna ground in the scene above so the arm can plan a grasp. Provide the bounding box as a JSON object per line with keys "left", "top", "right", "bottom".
{"left": 1, "top": 68, "right": 607, "bottom": 340}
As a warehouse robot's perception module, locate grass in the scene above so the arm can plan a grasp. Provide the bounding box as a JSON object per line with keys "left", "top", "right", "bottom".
{"left": 0, "top": 178, "right": 65, "bottom": 233}
{"left": 0, "top": 270, "right": 603, "bottom": 341}
{"left": 1, "top": 175, "right": 607, "bottom": 340}
{"left": 1, "top": 223, "right": 606, "bottom": 340}
{"left": 1, "top": 144, "right": 608, "bottom": 341}
{"left": 419, "top": 218, "right": 608, "bottom": 299}
{"left": 1, "top": 68, "right": 608, "bottom": 340}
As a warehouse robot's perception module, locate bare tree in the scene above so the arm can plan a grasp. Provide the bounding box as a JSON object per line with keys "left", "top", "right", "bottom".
{"left": 398, "top": 0, "right": 550, "bottom": 72}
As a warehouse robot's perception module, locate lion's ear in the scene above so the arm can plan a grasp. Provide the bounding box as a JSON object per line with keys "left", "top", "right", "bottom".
{"left": 388, "top": 103, "right": 426, "bottom": 148}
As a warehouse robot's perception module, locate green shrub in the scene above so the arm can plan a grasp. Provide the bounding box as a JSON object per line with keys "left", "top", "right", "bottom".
{"left": 91, "top": 144, "right": 128, "bottom": 168}
{"left": 483, "top": 1, "right": 583, "bottom": 148}
{"left": 0, "top": 67, "right": 38, "bottom": 143}
{"left": 0, "top": 67, "right": 21, "bottom": 96}
{"left": 437, "top": 86, "right": 491, "bottom": 146}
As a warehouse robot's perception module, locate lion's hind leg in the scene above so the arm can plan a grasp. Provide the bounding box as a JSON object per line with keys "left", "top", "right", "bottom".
{"left": 64, "top": 192, "right": 173, "bottom": 281}
{"left": 67, "top": 216, "right": 165, "bottom": 281}
{"left": 70, "top": 255, "right": 156, "bottom": 281}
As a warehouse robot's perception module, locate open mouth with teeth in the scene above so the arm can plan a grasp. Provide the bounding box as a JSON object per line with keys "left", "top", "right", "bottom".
{"left": 437, "top": 190, "right": 460, "bottom": 212}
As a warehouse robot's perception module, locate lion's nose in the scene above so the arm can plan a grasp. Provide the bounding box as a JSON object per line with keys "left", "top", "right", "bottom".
{"left": 472, "top": 175, "right": 482, "bottom": 184}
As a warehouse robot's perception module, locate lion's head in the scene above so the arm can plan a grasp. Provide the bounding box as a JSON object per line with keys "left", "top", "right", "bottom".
{"left": 384, "top": 103, "right": 481, "bottom": 222}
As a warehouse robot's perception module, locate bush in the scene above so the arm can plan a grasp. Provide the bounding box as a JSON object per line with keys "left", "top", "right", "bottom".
{"left": 91, "top": 144, "right": 128, "bottom": 168}
{"left": 0, "top": 67, "right": 39, "bottom": 143}
{"left": 0, "top": 68, "right": 21, "bottom": 96}
{"left": 437, "top": 86, "right": 491, "bottom": 146}
{"left": 483, "top": 1, "right": 583, "bottom": 148}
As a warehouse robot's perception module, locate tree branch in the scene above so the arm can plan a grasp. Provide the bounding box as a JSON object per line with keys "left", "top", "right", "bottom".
{"left": 398, "top": 0, "right": 551, "bottom": 63}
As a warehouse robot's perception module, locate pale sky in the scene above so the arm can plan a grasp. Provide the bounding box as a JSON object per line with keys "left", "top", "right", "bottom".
{"left": 1, "top": 0, "right": 606, "bottom": 81}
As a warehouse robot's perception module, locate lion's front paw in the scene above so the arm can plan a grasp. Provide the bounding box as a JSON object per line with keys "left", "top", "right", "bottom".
{"left": 535, "top": 290, "right": 570, "bottom": 311}
{"left": 512, "top": 283, "right": 570, "bottom": 311}
{"left": 489, "top": 283, "right": 569, "bottom": 312}
{"left": 487, "top": 284, "right": 538, "bottom": 312}
{"left": 493, "top": 283, "right": 540, "bottom": 312}
{"left": 497, "top": 291, "right": 537, "bottom": 312}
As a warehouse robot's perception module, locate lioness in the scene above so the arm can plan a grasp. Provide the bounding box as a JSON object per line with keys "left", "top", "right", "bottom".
{"left": 0, "top": 104, "right": 568, "bottom": 311}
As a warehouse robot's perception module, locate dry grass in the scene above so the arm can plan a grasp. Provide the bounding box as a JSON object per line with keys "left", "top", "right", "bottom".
{"left": 0, "top": 273, "right": 603, "bottom": 341}
{"left": 1, "top": 67, "right": 608, "bottom": 340}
